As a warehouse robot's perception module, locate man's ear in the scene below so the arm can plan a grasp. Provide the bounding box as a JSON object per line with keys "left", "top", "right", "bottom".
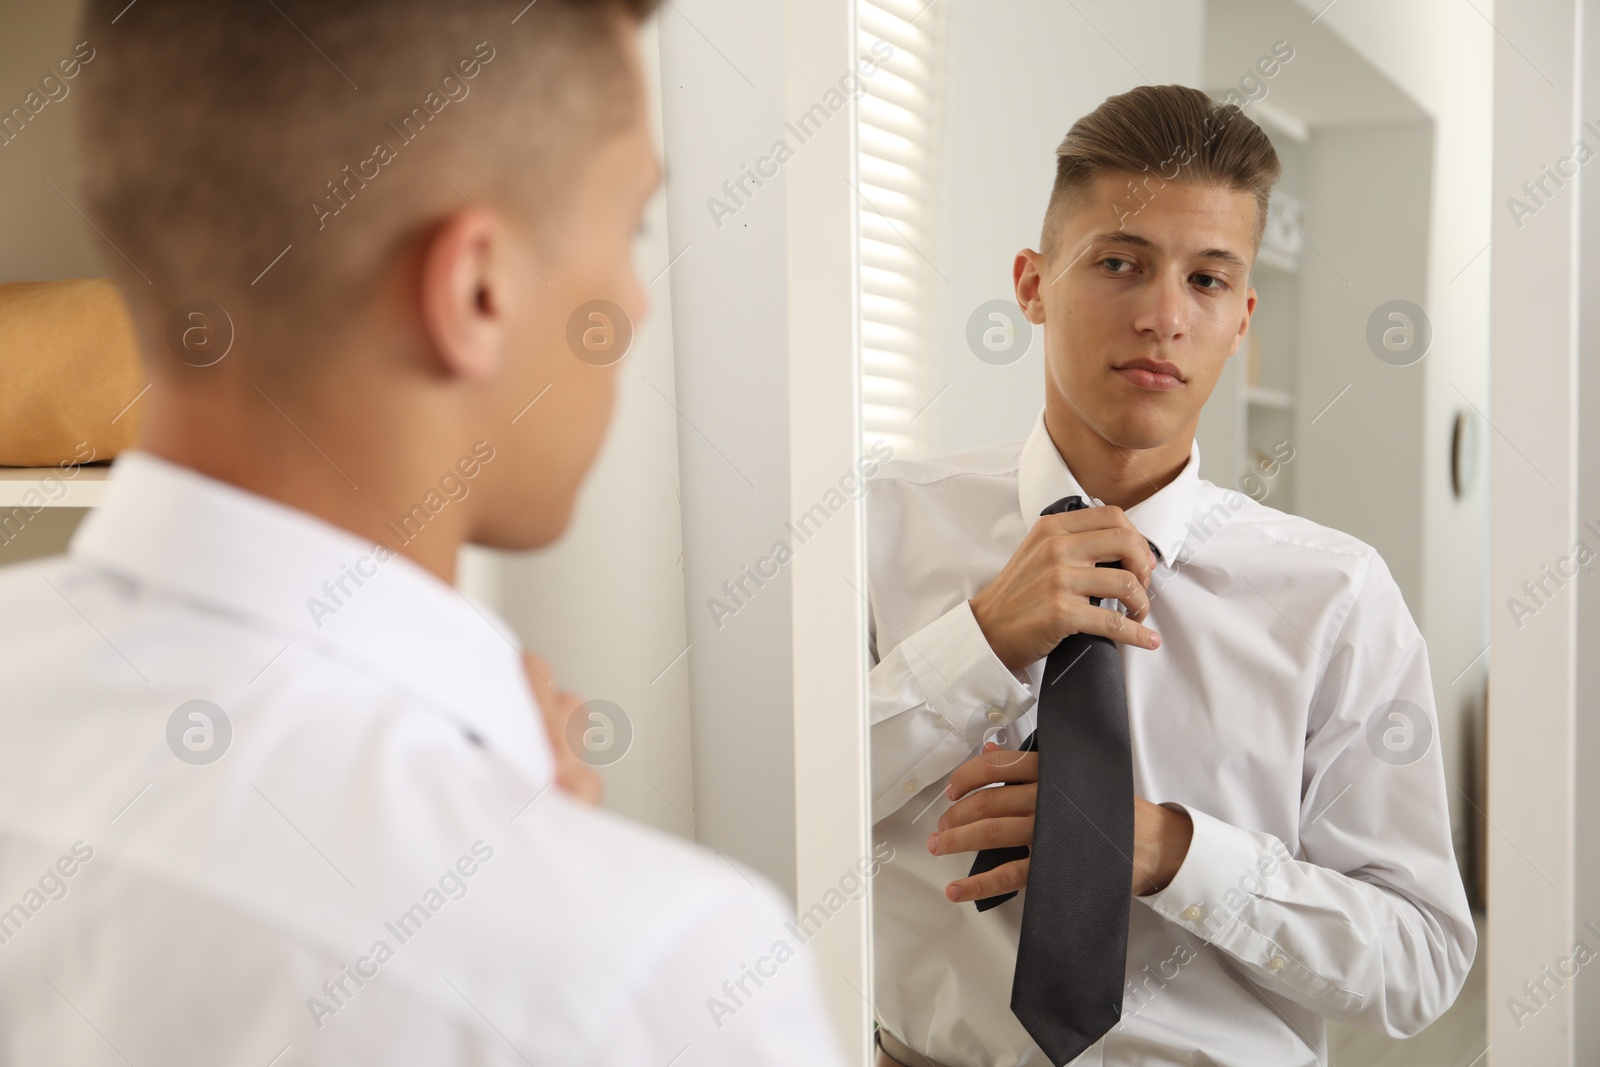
{"left": 1226, "top": 287, "right": 1258, "bottom": 357}
{"left": 419, "top": 207, "right": 509, "bottom": 382}
{"left": 1014, "top": 249, "right": 1047, "bottom": 325}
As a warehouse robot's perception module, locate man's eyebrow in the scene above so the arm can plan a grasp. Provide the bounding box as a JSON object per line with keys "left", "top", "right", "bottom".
{"left": 1085, "top": 231, "right": 1250, "bottom": 273}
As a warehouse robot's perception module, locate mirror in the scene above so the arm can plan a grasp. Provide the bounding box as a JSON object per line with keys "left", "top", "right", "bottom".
{"left": 858, "top": 2, "right": 1490, "bottom": 1064}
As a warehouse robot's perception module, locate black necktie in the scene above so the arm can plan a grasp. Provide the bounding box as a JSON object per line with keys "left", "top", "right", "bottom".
{"left": 966, "top": 494, "right": 1138, "bottom": 1064}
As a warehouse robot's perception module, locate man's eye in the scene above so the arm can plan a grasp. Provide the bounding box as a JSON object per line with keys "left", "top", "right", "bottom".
{"left": 1102, "top": 257, "right": 1132, "bottom": 272}
{"left": 1192, "top": 273, "right": 1226, "bottom": 290}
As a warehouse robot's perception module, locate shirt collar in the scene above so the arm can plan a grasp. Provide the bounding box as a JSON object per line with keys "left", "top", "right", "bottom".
{"left": 68, "top": 449, "right": 553, "bottom": 787}
{"left": 1016, "top": 404, "right": 1201, "bottom": 565}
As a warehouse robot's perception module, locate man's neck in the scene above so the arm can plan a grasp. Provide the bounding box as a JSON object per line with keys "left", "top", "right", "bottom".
{"left": 1042, "top": 399, "right": 1193, "bottom": 511}
{"left": 136, "top": 384, "right": 469, "bottom": 586}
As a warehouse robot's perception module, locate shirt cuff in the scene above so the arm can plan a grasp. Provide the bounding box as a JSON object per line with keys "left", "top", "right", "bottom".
{"left": 897, "top": 598, "right": 1035, "bottom": 743}
{"left": 1137, "top": 803, "right": 1269, "bottom": 935}
{"left": 1137, "top": 803, "right": 1366, "bottom": 1013}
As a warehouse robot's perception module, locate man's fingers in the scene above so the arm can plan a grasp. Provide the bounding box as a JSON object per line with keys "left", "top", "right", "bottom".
{"left": 522, "top": 654, "right": 582, "bottom": 726}
{"left": 520, "top": 652, "right": 603, "bottom": 806}
{"left": 946, "top": 748, "right": 1038, "bottom": 801}
{"left": 1067, "top": 599, "right": 1161, "bottom": 650}
{"left": 928, "top": 814, "right": 1033, "bottom": 857}
{"left": 565, "top": 762, "right": 604, "bottom": 805}
{"left": 1042, "top": 512, "right": 1156, "bottom": 582}
{"left": 939, "top": 781, "right": 1036, "bottom": 831}
{"left": 1041, "top": 502, "right": 1137, "bottom": 535}
{"left": 1071, "top": 566, "right": 1153, "bottom": 622}
{"left": 944, "top": 856, "right": 1029, "bottom": 903}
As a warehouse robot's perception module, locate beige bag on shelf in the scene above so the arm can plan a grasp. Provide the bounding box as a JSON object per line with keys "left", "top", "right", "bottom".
{"left": 0, "top": 278, "right": 145, "bottom": 467}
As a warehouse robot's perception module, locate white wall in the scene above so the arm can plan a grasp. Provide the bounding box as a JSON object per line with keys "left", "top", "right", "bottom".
{"left": 1289, "top": 122, "right": 1431, "bottom": 610}
{"left": 0, "top": 0, "right": 97, "bottom": 283}
{"left": 655, "top": 0, "right": 802, "bottom": 898}
{"left": 0, "top": 0, "right": 95, "bottom": 283}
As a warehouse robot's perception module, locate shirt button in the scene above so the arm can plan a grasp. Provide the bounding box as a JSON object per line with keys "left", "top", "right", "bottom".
{"left": 1182, "top": 905, "right": 1202, "bottom": 922}
{"left": 986, "top": 706, "right": 1004, "bottom": 723}
{"left": 903, "top": 779, "right": 918, "bottom": 793}
{"left": 1268, "top": 956, "right": 1286, "bottom": 971}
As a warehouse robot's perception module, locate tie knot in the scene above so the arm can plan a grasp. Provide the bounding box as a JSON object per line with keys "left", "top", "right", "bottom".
{"left": 1039, "top": 494, "right": 1089, "bottom": 517}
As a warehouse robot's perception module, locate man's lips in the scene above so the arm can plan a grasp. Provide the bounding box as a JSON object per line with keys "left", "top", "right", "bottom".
{"left": 1113, "top": 360, "right": 1185, "bottom": 391}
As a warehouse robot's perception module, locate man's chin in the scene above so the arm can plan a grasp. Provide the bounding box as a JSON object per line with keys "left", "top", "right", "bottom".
{"left": 1054, "top": 381, "right": 1192, "bottom": 450}
{"left": 1093, "top": 413, "right": 1189, "bottom": 454}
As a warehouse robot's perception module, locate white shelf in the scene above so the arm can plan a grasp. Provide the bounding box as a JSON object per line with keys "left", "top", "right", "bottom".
{"left": 1247, "top": 386, "right": 1294, "bottom": 411}
{"left": 0, "top": 467, "right": 110, "bottom": 508}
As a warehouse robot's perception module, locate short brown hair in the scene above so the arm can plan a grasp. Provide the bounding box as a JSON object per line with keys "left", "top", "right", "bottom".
{"left": 76, "top": 0, "right": 659, "bottom": 364}
{"left": 1040, "top": 84, "right": 1281, "bottom": 260}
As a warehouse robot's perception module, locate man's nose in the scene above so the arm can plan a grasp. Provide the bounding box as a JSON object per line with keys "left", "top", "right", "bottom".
{"left": 1133, "top": 271, "right": 1187, "bottom": 340}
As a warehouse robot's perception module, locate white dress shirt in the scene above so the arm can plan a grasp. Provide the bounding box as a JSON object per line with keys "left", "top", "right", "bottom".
{"left": 867, "top": 406, "right": 1474, "bottom": 1067}
{"left": 0, "top": 450, "right": 846, "bottom": 1067}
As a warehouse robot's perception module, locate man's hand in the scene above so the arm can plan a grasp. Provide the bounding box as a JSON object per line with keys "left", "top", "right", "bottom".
{"left": 1132, "top": 798, "right": 1192, "bottom": 897}
{"left": 969, "top": 504, "right": 1161, "bottom": 672}
{"left": 522, "top": 652, "right": 603, "bottom": 806}
{"left": 929, "top": 742, "right": 1036, "bottom": 903}
{"left": 929, "top": 742, "right": 1193, "bottom": 900}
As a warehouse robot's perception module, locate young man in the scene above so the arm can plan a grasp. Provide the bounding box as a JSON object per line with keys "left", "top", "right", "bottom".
{"left": 0, "top": 2, "right": 845, "bottom": 1064}
{"left": 867, "top": 85, "right": 1474, "bottom": 1066}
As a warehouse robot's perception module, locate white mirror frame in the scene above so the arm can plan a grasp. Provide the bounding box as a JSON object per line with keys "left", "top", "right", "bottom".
{"left": 786, "top": 1, "right": 874, "bottom": 1061}
{"left": 1489, "top": 0, "right": 1600, "bottom": 1061}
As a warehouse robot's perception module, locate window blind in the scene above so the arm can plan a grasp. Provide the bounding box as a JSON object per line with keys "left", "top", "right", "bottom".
{"left": 857, "top": 0, "right": 943, "bottom": 459}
